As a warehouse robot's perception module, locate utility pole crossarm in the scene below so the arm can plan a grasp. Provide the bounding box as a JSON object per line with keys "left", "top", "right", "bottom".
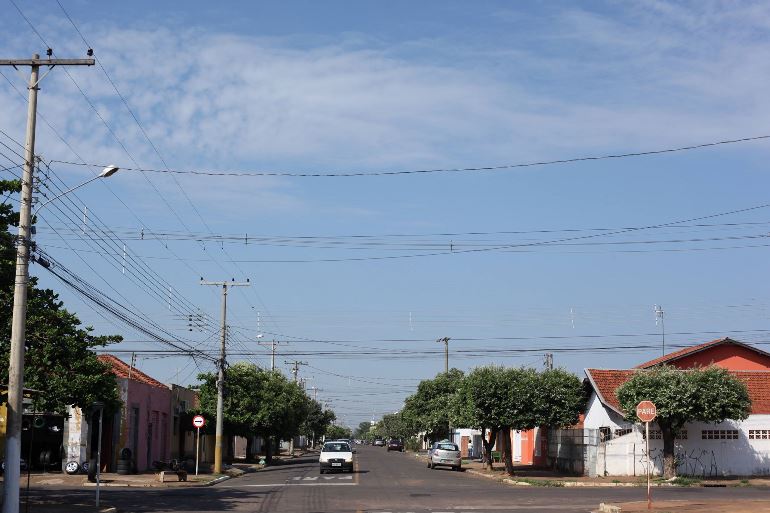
{"left": 0, "top": 58, "right": 94, "bottom": 66}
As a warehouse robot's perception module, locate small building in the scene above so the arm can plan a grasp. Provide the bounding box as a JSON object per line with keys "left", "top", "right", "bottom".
{"left": 574, "top": 338, "right": 770, "bottom": 477}
{"left": 71, "top": 355, "right": 173, "bottom": 471}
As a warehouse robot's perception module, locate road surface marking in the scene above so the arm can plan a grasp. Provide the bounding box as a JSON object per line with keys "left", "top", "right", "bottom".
{"left": 219, "top": 482, "right": 357, "bottom": 487}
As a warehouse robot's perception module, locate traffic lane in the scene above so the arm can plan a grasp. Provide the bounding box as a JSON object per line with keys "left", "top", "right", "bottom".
{"left": 327, "top": 446, "right": 770, "bottom": 512}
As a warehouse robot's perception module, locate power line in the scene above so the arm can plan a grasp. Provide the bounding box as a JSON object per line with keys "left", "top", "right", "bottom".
{"left": 50, "top": 134, "right": 770, "bottom": 178}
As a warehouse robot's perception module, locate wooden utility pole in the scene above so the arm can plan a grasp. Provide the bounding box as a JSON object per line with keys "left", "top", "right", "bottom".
{"left": 200, "top": 278, "right": 249, "bottom": 474}
{"left": 0, "top": 53, "right": 94, "bottom": 513}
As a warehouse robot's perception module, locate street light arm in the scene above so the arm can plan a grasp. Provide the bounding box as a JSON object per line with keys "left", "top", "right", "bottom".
{"left": 32, "top": 165, "right": 118, "bottom": 217}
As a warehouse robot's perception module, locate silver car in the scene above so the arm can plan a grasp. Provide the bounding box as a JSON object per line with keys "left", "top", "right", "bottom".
{"left": 427, "top": 441, "right": 462, "bottom": 471}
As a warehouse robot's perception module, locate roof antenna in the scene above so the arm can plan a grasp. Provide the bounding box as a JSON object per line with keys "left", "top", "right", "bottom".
{"left": 654, "top": 305, "right": 665, "bottom": 357}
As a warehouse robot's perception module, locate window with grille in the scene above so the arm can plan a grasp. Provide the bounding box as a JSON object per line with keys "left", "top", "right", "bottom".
{"left": 614, "top": 428, "right": 633, "bottom": 437}
{"left": 643, "top": 430, "right": 687, "bottom": 440}
{"left": 749, "top": 430, "right": 770, "bottom": 440}
{"left": 701, "top": 429, "right": 739, "bottom": 440}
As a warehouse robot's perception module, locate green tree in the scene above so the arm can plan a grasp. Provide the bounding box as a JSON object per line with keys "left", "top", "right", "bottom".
{"left": 402, "top": 369, "right": 464, "bottom": 443}
{"left": 453, "top": 366, "right": 584, "bottom": 474}
{"left": 198, "top": 364, "right": 311, "bottom": 462}
{"left": 377, "top": 411, "right": 415, "bottom": 441}
{"left": 325, "top": 425, "right": 352, "bottom": 440}
{"left": 302, "top": 399, "right": 336, "bottom": 447}
{"left": 354, "top": 421, "right": 372, "bottom": 441}
{"left": 616, "top": 365, "right": 751, "bottom": 478}
{"left": 0, "top": 179, "right": 120, "bottom": 414}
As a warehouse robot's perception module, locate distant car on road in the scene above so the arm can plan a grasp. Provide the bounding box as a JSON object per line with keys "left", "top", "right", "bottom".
{"left": 373, "top": 438, "right": 385, "bottom": 447}
{"left": 387, "top": 439, "right": 404, "bottom": 452}
{"left": 319, "top": 441, "right": 354, "bottom": 473}
{"left": 428, "top": 440, "right": 462, "bottom": 471}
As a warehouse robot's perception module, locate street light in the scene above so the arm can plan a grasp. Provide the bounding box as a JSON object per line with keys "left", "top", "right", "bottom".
{"left": 33, "top": 165, "right": 119, "bottom": 215}
{"left": 3, "top": 164, "right": 118, "bottom": 513}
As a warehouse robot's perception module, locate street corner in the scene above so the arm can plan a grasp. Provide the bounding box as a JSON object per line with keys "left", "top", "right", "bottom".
{"left": 593, "top": 499, "right": 770, "bottom": 513}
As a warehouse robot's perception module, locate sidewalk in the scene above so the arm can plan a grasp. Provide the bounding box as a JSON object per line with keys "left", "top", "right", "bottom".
{"left": 2, "top": 466, "right": 239, "bottom": 489}
{"left": 597, "top": 499, "right": 770, "bottom": 513}
{"left": 413, "top": 451, "right": 770, "bottom": 488}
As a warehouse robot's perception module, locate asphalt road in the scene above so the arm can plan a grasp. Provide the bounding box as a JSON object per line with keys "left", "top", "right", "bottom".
{"left": 21, "top": 446, "right": 770, "bottom": 512}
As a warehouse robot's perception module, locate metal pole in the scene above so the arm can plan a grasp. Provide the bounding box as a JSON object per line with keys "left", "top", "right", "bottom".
{"left": 646, "top": 421, "right": 651, "bottom": 510}
{"left": 3, "top": 56, "right": 38, "bottom": 513}
{"left": 96, "top": 406, "right": 104, "bottom": 508}
{"left": 195, "top": 427, "right": 200, "bottom": 476}
{"left": 215, "top": 284, "right": 227, "bottom": 474}
{"left": 271, "top": 340, "right": 276, "bottom": 372}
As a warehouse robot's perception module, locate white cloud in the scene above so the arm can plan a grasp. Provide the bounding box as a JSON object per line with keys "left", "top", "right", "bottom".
{"left": 1, "top": 2, "right": 770, "bottom": 221}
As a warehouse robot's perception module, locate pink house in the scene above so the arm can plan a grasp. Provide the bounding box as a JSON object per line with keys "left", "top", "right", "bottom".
{"left": 98, "top": 354, "right": 172, "bottom": 471}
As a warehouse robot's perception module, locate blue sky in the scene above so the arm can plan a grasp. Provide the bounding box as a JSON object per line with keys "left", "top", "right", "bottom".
{"left": 1, "top": 1, "right": 769, "bottom": 427}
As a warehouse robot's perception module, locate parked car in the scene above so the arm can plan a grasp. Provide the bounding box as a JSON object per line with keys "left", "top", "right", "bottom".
{"left": 319, "top": 441, "right": 354, "bottom": 473}
{"left": 373, "top": 438, "right": 385, "bottom": 447}
{"left": 387, "top": 439, "right": 404, "bottom": 452}
{"left": 427, "top": 440, "right": 462, "bottom": 471}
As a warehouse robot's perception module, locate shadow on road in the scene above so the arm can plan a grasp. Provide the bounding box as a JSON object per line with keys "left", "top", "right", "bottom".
{"left": 24, "top": 487, "right": 279, "bottom": 512}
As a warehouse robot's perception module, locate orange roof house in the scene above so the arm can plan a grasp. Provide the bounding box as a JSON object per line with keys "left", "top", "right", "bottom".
{"left": 635, "top": 337, "right": 770, "bottom": 371}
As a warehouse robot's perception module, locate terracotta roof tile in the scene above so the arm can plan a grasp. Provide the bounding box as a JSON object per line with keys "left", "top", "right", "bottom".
{"left": 98, "top": 354, "right": 168, "bottom": 389}
{"left": 634, "top": 337, "right": 770, "bottom": 369}
{"left": 586, "top": 368, "right": 770, "bottom": 415}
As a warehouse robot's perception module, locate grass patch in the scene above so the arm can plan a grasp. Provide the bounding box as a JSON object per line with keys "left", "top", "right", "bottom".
{"left": 669, "top": 476, "right": 701, "bottom": 486}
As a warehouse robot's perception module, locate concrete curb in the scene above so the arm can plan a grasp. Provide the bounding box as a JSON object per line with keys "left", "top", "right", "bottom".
{"left": 202, "top": 474, "right": 231, "bottom": 487}
{"left": 82, "top": 474, "right": 231, "bottom": 488}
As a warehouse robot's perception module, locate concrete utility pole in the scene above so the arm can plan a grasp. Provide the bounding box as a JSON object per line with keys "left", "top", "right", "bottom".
{"left": 0, "top": 53, "right": 94, "bottom": 513}
{"left": 436, "top": 337, "right": 450, "bottom": 373}
{"left": 544, "top": 353, "right": 554, "bottom": 370}
{"left": 260, "top": 339, "right": 284, "bottom": 371}
{"left": 200, "top": 278, "right": 250, "bottom": 474}
{"left": 285, "top": 360, "right": 308, "bottom": 384}
{"left": 284, "top": 360, "right": 307, "bottom": 456}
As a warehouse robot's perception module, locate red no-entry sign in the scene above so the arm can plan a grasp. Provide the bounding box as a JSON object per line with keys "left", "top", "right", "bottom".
{"left": 636, "top": 401, "right": 657, "bottom": 422}
{"left": 193, "top": 415, "right": 205, "bottom": 428}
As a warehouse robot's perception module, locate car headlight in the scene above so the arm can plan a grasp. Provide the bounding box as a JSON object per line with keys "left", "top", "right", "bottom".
{"left": 344, "top": 456, "right": 353, "bottom": 463}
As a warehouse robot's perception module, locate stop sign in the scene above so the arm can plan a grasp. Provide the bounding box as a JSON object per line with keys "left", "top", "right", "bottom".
{"left": 192, "top": 415, "right": 205, "bottom": 428}
{"left": 636, "top": 401, "right": 657, "bottom": 422}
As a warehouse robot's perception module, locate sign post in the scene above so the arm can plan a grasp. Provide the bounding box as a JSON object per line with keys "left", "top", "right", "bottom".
{"left": 636, "top": 401, "right": 657, "bottom": 510}
{"left": 193, "top": 415, "right": 205, "bottom": 476}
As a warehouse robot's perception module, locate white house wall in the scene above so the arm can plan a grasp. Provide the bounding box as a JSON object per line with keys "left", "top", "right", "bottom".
{"left": 594, "top": 414, "right": 770, "bottom": 477}
{"left": 583, "top": 392, "right": 628, "bottom": 431}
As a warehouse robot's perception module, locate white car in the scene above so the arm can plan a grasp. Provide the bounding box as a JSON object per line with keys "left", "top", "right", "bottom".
{"left": 319, "top": 441, "right": 354, "bottom": 473}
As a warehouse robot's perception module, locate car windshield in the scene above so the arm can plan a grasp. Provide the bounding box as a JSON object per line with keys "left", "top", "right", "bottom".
{"left": 322, "top": 443, "right": 351, "bottom": 453}
{"left": 436, "top": 443, "right": 458, "bottom": 451}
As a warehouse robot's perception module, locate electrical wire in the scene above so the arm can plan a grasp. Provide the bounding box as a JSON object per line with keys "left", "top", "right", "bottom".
{"left": 50, "top": 134, "right": 770, "bottom": 178}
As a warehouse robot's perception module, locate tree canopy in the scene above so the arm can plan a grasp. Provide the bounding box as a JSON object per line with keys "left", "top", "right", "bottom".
{"left": 616, "top": 365, "right": 751, "bottom": 478}
{"left": 197, "top": 363, "right": 315, "bottom": 460}
{"left": 451, "top": 366, "right": 584, "bottom": 473}
{"left": 402, "top": 368, "right": 464, "bottom": 442}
